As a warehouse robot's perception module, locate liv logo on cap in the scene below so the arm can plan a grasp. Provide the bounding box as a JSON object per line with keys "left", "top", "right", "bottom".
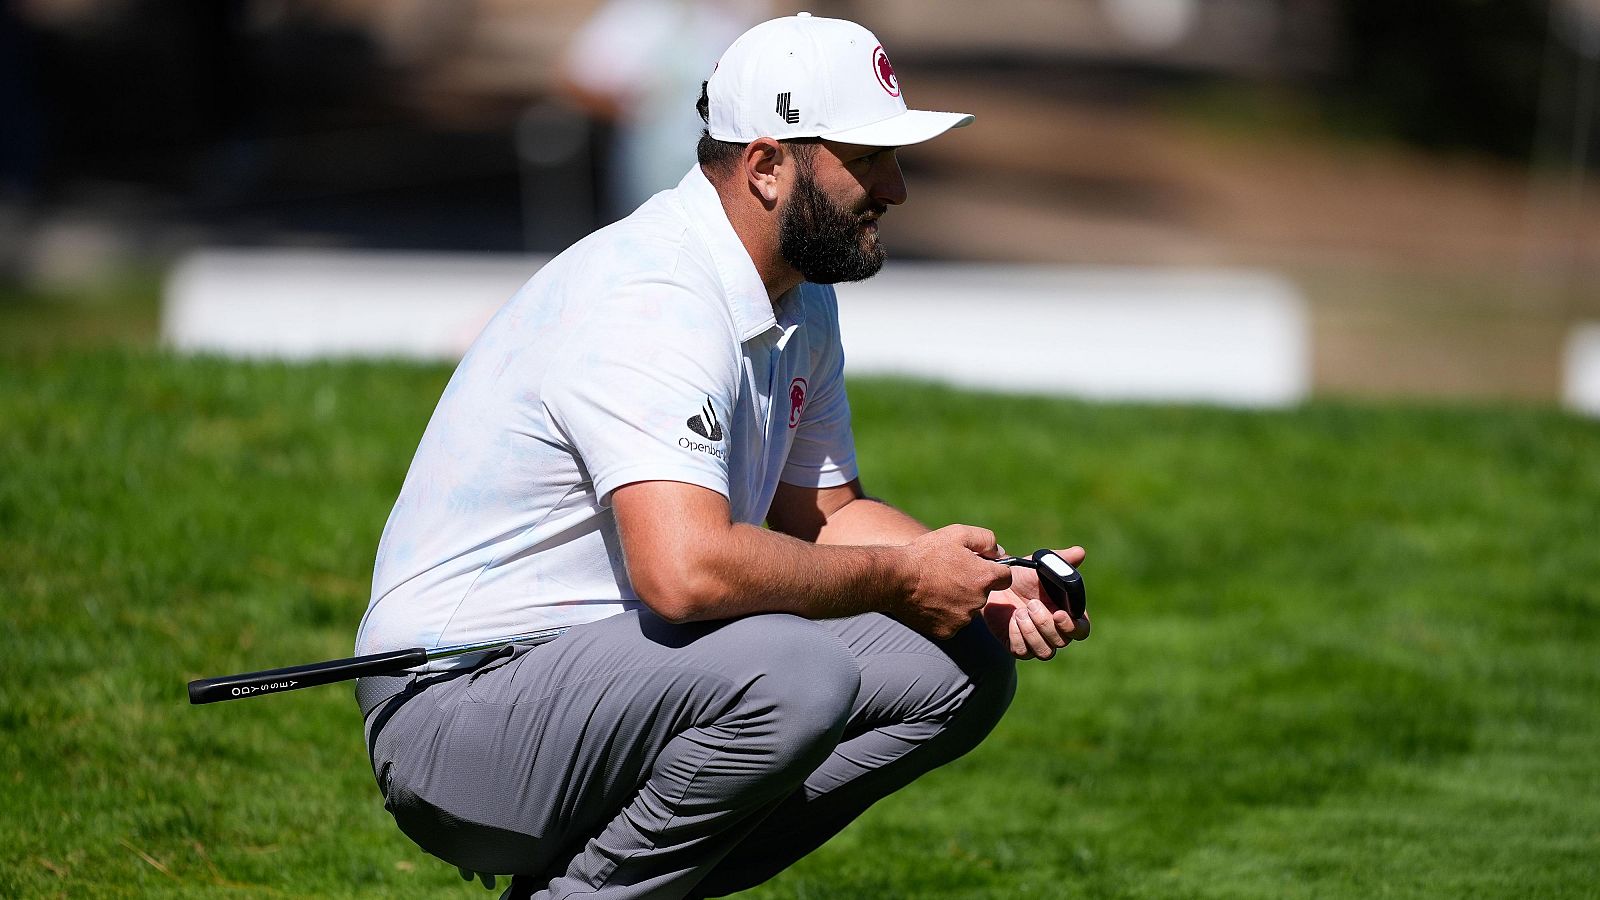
{"left": 705, "top": 14, "right": 972, "bottom": 147}
{"left": 873, "top": 46, "right": 899, "bottom": 97}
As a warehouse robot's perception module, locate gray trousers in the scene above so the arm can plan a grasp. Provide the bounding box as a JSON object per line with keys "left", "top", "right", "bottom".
{"left": 358, "top": 609, "right": 1016, "bottom": 900}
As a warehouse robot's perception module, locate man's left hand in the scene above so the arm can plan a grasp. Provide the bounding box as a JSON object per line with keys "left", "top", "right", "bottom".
{"left": 981, "top": 546, "right": 1089, "bottom": 660}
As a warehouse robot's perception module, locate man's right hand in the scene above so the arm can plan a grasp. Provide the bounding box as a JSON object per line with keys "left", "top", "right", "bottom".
{"left": 894, "top": 525, "right": 1014, "bottom": 639}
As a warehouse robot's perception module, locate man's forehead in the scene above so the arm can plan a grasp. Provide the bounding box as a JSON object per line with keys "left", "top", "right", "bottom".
{"left": 818, "top": 139, "right": 896, "bottom": 158}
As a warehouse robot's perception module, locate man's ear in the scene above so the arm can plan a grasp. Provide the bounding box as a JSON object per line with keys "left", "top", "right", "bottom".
{"left": 742, "top": 138, "right": 782, "bottom": 207}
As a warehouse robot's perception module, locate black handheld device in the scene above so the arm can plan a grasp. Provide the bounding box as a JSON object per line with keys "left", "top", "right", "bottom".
{"left": 996, "top": 549, "right": 1088, "bottom": 619}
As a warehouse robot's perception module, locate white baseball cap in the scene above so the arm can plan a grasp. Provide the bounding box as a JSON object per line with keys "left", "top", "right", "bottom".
{"left": 706, "top": 13, "right": 974, "bottom": 147}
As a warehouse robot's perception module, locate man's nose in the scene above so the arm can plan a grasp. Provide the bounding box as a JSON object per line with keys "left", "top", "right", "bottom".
{"left": 872, "top": 155, "right": 908, "bottom": 207}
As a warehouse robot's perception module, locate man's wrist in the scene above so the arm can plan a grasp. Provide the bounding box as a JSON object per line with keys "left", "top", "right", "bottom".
{"left": 873, "top": 542, "right": 918, "bottom": 607}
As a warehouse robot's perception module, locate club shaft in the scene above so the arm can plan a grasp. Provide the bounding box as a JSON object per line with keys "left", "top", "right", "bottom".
{"left": 423, "top": 626, "right": 570, "bottom": 662}
{"left": 187, "top": 626, "right": 570, "bottom": 705}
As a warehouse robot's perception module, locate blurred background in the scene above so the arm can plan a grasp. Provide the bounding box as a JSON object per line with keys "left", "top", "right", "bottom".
{"left": 3, "top": 0, "right": 1599, "bottom": 404}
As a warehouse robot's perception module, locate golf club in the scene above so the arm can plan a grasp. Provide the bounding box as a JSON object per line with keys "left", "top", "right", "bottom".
{"left": 187, "top": 549, "right": 1087, "bottom": 705}
{"left": 186, "top": 625, "right": 570, "bottom": 705}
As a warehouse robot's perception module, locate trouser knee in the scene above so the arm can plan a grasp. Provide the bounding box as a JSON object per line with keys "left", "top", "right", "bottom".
{"left": 944, "top": 621, "right": 1018, "bottom": 751}
{"left": 720, "top": 614, "right": 860, "bottom": 768}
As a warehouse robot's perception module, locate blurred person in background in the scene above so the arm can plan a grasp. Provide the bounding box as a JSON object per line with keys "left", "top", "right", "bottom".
{"left": 560, "top": 0, "right": 768, "bottom": 221}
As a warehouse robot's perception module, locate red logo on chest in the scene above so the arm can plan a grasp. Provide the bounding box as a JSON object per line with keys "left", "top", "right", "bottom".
{"left": 788, "top": 377, "right": 808, "bottom": 428}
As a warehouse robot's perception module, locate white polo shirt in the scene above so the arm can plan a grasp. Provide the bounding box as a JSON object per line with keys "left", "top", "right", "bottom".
{"left": 355, "top": 166, "right": 859, "bottom": 662}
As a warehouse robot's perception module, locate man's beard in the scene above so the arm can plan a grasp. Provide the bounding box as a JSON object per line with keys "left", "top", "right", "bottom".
{"left": 778, "top": 164, "right": 887, "bottom": 285}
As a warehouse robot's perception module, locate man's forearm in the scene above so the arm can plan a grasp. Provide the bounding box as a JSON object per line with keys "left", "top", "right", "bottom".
{"left": 688, "top": 496, "right": 934, "bottom": 621}
{"left": 810, "top": 496, "right": 929, "bottom": 547}
{"left": 616, "top": 480, "right": 918, "bottom": 623}
{"left": 681, "top": 518, "right": 1006, "bottom": 641}
{"left": 614, "top": 480, "right": 1005, "bottom": 638}
{"left": 688, "top": 520, "right": 918, "bottom": 621}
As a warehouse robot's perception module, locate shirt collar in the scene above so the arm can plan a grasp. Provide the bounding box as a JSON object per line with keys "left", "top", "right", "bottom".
{"left": 675, "top": 165, "right": 784, "bottom": 342}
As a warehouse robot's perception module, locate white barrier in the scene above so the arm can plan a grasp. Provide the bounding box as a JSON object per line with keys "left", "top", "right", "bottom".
{"left": 164, "top": 249, "right": 1310, "bottom": 407}
{"left": 834, "top": 264, "right": 1308, "bottom": 406}
{"left": 164, "top": 250, "right": 545, "bottom": 360}
{"left": 1563, "top": 323, "right": 1600, "bottom": 417}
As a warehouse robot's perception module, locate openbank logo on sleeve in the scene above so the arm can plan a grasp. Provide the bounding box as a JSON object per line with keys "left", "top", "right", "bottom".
{"left": 687, "top": 397, "right": 723, "bottom": 440}
{"left": 680, "top": 396, "right": 728, "bottom": 460}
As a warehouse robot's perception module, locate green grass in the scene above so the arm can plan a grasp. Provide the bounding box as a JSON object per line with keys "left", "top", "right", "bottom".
{"left": 3, "top": 349, "right": 1598, "bottom": 898}
{"left": 0, "top": 271, "right": 162, "bottom": 356}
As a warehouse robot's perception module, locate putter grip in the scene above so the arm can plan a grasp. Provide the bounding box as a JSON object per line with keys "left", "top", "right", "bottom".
{"left": 187, "top": 647, "right": 429, "bottom": 704}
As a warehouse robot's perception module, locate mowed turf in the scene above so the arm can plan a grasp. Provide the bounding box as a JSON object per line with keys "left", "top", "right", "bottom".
{"left": 2, "top": 350, "right": 1597, "bottom": 898}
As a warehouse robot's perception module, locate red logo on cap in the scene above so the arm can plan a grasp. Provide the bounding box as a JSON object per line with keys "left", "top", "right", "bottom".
{"left": 788, "top": 377, "right": 808, "bottom": 428}
{"left": 873, "top": 46, "right": 899, "bottom": 97}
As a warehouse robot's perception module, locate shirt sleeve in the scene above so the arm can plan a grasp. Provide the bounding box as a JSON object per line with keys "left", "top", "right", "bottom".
{"left": 542, "top": 285, "right": 739, "bottom": 507}
{"left": 781, "top": 287, "right": 859, "bottom": 489}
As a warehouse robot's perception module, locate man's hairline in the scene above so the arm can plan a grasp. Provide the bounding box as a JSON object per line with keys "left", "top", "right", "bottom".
{"left": 699, "top": 133, "right": 822, "bottom": 182}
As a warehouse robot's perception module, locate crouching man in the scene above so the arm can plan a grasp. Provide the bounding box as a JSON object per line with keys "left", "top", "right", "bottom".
{"left": 353, "top": 14, "right": 1088, "bottom": 899}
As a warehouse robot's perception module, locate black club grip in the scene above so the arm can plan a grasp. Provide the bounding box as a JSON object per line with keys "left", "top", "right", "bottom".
{"left": 187, "top": 647, "right": 430, "bottom": 704}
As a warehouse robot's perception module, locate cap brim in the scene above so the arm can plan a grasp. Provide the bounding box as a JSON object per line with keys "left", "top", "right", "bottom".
{"left": 819, "top": 109, "right": 974, "bottom": 147}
